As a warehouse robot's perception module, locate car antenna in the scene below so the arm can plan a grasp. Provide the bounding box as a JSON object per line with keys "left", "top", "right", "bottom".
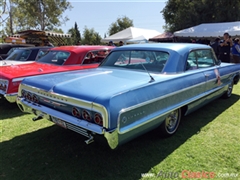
{"left": 140, "top": 62, "right": 155, "bottom": 83}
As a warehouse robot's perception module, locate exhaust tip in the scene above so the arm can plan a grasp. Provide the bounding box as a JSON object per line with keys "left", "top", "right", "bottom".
{"left": 32, "top": 116, "right": 43, "bottom": 121}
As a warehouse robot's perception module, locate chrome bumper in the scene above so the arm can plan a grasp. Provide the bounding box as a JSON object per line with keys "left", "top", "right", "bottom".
{"left": 16, "top": 97, "right": 119, "bottom": 149}
{"left": 4, "top": 93, "right": 17, "bottom": 103}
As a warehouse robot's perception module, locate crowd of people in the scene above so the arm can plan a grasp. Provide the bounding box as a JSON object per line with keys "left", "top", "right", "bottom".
{"left": 210, "top": 33, "right": 240, "bottom": 63}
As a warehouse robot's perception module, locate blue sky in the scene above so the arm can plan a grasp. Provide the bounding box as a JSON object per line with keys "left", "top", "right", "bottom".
{"left": 61, "top": 0, "right": 168, "bottom": 37}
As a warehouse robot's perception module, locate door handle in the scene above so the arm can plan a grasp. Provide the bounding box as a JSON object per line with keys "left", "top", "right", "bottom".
{"left": 205, "top": 73, "right": 210, "bottom": 77}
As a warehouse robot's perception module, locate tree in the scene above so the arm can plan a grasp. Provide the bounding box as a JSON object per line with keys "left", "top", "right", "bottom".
{"left": 162, "top": 0, "right": 240, "bottom": 32}
{"left": 0, "top": 0, "right": 7, "bottom": 23}
{"left": 1, "top": 0, "right": 72, "bottom": 35}
{"left": 81, "top": 27, "right": 102, "bottom": 45}
{"left": 67, "top": 22, "right": 81, "bottom": 45}
{"left": 74, "top": 22, "right": 81, "bottom": 44}
{"left": 108, "top": 16, "right": 133, "bottom": 36}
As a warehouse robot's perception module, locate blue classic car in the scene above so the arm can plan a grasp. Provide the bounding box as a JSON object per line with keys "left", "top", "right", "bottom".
{"left": 16, "top": 43, "right": 240, "bottom": 149}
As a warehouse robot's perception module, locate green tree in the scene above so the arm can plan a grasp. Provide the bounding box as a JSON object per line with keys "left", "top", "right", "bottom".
{"left": 67, "top": 22, "right": 81, "bottom": 45}
{"left": 0, "top": 0, "right": 7, "bottom": 22}
{"left": 51, "top": 28, "right": 64, "bottom": 33}
{"left": 162, "top": 0, "right": 240, "bottom": 32}
{"left": 81, "top": 26, "right": 102, "bottom": 45}
{"left": 2, "top": 0, "right": 72, "bottom": 35}
{"left": 108, "top": 16, "right": 133, "bottom": 36}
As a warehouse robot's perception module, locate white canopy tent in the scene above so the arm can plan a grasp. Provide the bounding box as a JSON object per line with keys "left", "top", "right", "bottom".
{"left": 125, "top": 35, "right": 148, "bottom": 43}
{"left": 101, "top": 27, "right": 161, "bottom": 43}
{"left": 174, "top": 21, "right": 240, "bottom": 38}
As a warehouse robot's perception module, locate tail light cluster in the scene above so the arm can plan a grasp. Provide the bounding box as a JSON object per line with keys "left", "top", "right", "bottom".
{"left": 21, "top": 89, "right": 103, "bottom": 126}
{"left": 72, "top": 107, "right": 103, "bottom": 126}
{"left": 21, "top": 90, "right": 39, "bottom": 103}
{"left": 0, "top": 79, "right": 8, "bottom": 92}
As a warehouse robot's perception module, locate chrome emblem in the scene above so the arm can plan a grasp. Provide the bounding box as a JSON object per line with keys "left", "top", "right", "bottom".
{"left": 40, "top": 97, "right": 66, "bottom": 107}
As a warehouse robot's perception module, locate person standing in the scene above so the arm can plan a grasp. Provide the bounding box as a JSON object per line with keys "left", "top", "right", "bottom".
{"left": 218, "top": 33, "right": 233, "bottom": 63}
{"left": 108, "top": 41, "right": 115, "bottom": 46}
{"left": 231, "top": 38, "right": 240, "bottom": 63}
{"left": 118, "top": 41, "right": 124, "bottom": 46}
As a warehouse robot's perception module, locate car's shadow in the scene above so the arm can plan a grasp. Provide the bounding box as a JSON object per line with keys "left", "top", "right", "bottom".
{"left": 0, "top": 99, "right": 26, "bottom": 120}
{"left": 1, "top": 94, "right": 239, "bottom": 180}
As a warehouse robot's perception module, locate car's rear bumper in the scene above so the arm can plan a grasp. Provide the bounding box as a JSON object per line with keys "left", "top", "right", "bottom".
{"left": 16, "top": 97, "right": 119, "bottom": 149}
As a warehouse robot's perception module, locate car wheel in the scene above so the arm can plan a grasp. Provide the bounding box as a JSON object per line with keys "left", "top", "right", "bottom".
{"left": 160, "top": 108, "right": 181, "bottom": 137}
{"left": 222, "top": 81, "right": 234, "bottom": 98}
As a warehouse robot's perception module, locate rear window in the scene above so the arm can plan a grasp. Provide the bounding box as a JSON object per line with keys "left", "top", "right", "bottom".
{"left": 37, "top": 51, "right": 71, "bottom": 65}
{"left": 100, "top": 50, "right": 169, "bottom": 73}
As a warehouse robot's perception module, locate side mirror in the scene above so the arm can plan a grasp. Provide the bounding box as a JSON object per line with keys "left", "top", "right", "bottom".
{"left": 217, "top": 60, "right": 221, "bottom": 66}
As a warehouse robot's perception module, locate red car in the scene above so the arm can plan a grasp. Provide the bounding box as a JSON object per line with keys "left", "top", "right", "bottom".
{"left": 0, "top": 45, "right": 113, "bottom": 103}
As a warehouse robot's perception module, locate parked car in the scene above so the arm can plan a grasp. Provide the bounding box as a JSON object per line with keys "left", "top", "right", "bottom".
{"left": 0, "top": 46, "right": 51, "bottom": 66}
{"left": 16, "top": 43, "right": 240, "bottom": 149}
{"left": 0, "top": 45, "right": 113, "bottom": 102}
{"left": 0, "top": 43, "right": 35, "bottom": 60}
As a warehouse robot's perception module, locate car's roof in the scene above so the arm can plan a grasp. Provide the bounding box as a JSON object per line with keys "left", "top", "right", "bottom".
{"left": 16, "top": 46, "right": 51, "bottom": 50}
{"left": 114, "top": 43, "right": 211, "bottom": 53}
{"left": 51, "top": 45, "right": 114, "bottom": 53}
{"left": 0, "top": 44, "right": 35, "bottom": 48}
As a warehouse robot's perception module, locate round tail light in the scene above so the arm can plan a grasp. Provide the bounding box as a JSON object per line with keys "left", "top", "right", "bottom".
{"left": 21, "top": 90, "right": 26, "bottom": 98}
{"left": 82, "top": 110, "right": 91, "bottom": 121}
{"left": 72, "top": 107, "right": 80, "bottom": 117}
{"left": 94, "top": 113, "right": 103, "bottom": 126}
{"left": 27, "top": 92, "right": 32, "bottom": 101}
{"left": 32, "top": 94, "right": 39, "bottom": 103}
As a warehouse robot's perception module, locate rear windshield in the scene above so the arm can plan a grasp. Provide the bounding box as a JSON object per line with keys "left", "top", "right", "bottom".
{"left": 100, "top": 50, "right": 169, "bottom": 73}
{"left": 37, "top": 51, "right": 71, "bottom": 65}
{"left": 6, "top": 49, "right": 32, "bottom": 61}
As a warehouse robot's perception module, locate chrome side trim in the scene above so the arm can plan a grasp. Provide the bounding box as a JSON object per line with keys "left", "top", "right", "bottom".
{"left": 117, "top": 70, "right": 237, "bottom": 116}
{"left": 4, "top": 93, "right": 17, "bottom": 103}
{"left": 117, "top": 82, "right": 226, "bottom": 134}
{"left": 124, "top": 81, "right": 206, "bottom": 113}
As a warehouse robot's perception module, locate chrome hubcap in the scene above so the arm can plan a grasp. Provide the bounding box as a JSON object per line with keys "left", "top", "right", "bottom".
{"left": 227, "top": 83, "right": 233, "bottom": 95}
{"left": 165, "top": 110, "right": 179, "bottom": 132}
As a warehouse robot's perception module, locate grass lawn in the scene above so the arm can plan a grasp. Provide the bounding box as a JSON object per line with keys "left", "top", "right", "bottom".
{"left": 0, "top": 84, "right": 239, "bottom": 180}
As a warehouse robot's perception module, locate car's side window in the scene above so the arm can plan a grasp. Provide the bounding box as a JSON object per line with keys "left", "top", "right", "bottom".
{"left": 19, "top": 50, "right": 31, "bottom": 60}
{"left": 186, "top": 51, "right": 198, "bottom": 70}
{"left": 196, "top": 49, "right": 215, "bottom": 68}
{"left": 186, "top": 50, "right": 215, "bottom": 71}
{"left": 82, "top": 50, "right": 110, "bottom": 64}
{"left": 36, "top": 50, "right": 48, "bottom": 59}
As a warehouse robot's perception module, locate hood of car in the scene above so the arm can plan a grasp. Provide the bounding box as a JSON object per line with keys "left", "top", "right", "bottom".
{"left": 0, "top": 62, "right": 98, "bottom": 80}
{"left": 0, "top": 60, "right": 34, "bottom": 66}
{"left": 21, "top": 67, "right": 152, "bottom": 102}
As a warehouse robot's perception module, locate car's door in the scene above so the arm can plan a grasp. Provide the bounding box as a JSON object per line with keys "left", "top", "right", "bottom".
{"left": 194, "top": 49, "right": 222, "bottom": 94}
{"left": 185, "top": 49, "right": 220, "bottom": 114}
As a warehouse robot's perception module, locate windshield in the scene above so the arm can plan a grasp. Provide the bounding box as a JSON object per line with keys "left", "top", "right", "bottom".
{"left": 37, "top": 51, "right": 71, "bottom": 65}
{"left": 6, "top": 49, "right": 32, "bottom": 61}
{"left": 7, "top": 47, "right": 18, "bottom": 55}
{"left": 100, "top": 50, "right": 169, "bottom": 73}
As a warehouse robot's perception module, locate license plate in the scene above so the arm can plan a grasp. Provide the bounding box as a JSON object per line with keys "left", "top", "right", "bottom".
{"left": 51, "top": 116, "right": 66, "bottom": 128}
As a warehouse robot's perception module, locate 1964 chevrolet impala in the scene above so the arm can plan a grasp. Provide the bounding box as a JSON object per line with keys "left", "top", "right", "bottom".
{"left": 16, "top": 43, "right": 240, "bottom": 149}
